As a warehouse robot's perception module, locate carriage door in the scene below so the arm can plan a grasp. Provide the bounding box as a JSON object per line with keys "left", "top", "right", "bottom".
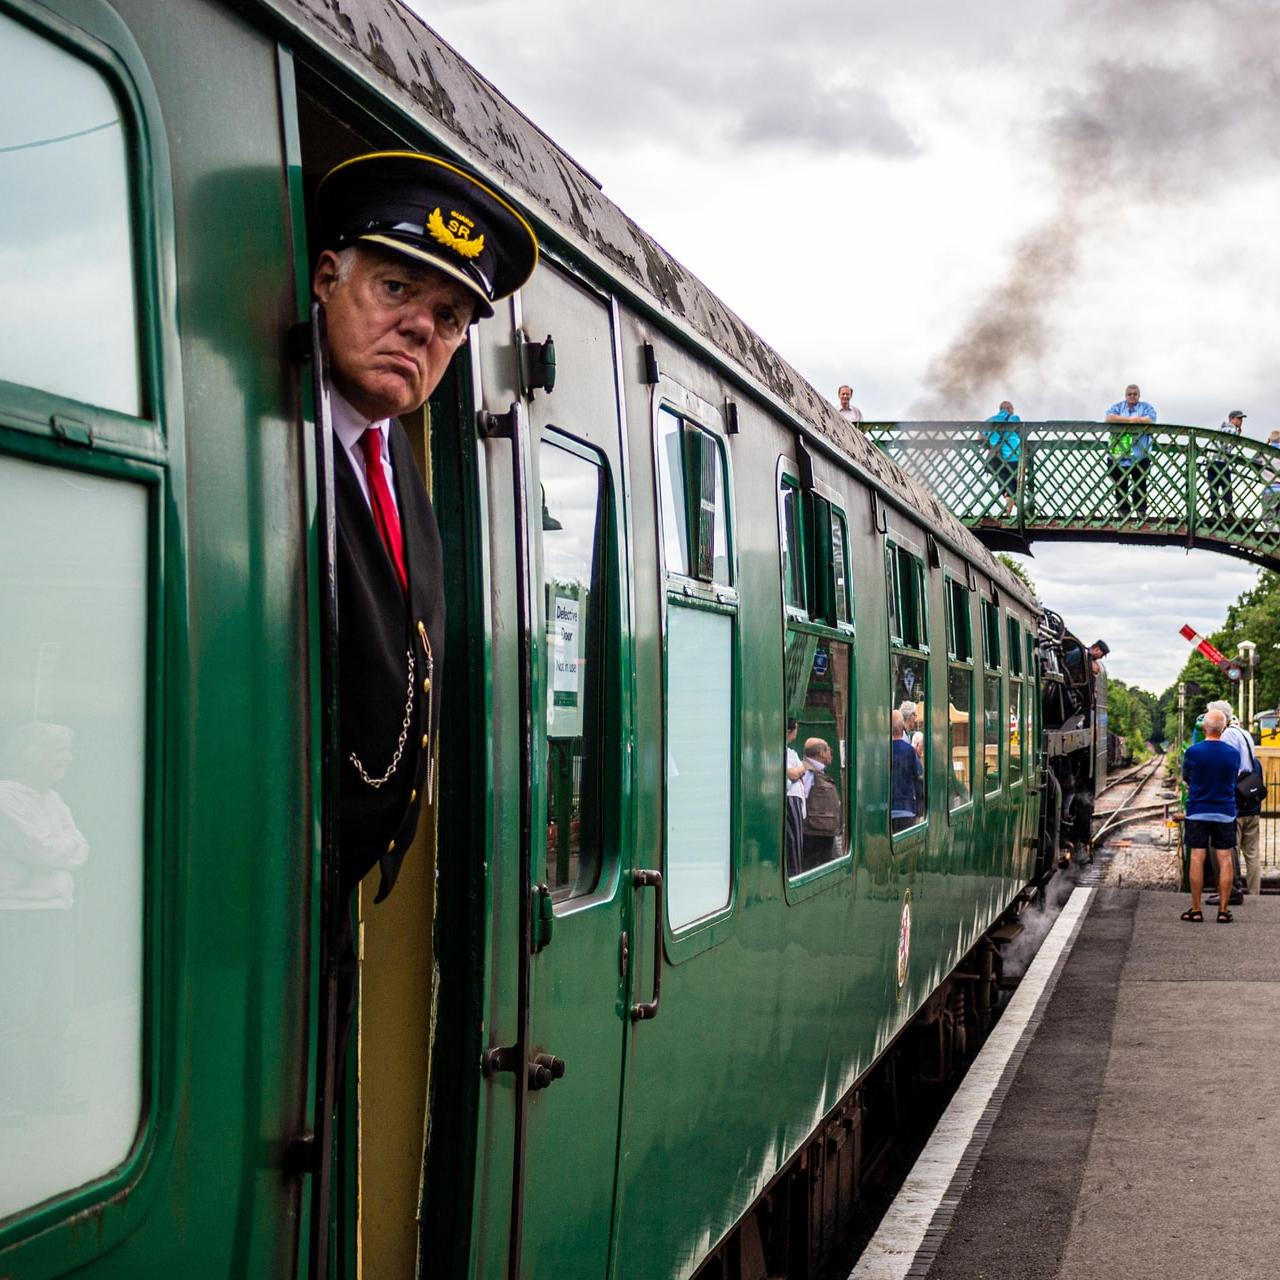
{"left": 516, "top": 264, "right": 633, "bottom": 1279}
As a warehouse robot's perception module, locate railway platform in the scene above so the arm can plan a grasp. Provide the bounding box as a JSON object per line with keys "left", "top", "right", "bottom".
{"left": 851, "top": 886, "right": 1280, "bottom": 1280}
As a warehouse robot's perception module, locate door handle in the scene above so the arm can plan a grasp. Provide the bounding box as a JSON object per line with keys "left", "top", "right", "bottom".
{"left": 630, "top": 869, "right": 663, "bottom": 1022}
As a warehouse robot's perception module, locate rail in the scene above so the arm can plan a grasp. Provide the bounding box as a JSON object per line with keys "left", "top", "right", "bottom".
{"left": 1091, "top": 754, "right": 1168, "bottom": 848}
{"left": 868, "top": 421, "right": 1280, "bottom": 569}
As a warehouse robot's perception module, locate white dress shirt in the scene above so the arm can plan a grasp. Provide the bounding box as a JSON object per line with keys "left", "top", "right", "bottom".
{"left": 328, "top": 384, "right": 400, "bottom": 516}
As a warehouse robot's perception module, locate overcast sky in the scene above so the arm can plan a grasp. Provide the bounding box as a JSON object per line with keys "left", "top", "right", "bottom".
{"left": 412, "top": 0, "right": 1280, "bottom": 692}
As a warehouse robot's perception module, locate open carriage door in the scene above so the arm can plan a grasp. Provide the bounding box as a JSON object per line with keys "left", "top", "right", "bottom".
{"left": 477, "top": 262, "right": 636, "bottom": 1280}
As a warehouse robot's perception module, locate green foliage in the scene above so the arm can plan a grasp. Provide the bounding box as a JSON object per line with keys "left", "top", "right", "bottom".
{"left": 1106, "top": 677, "right": 1159, "bottom": 760}
{"left": 1159, "top": 568, "right": 1280, "bottom": 742}
{"left": 997, "top": 553, "right": 1037, "bottom": 598}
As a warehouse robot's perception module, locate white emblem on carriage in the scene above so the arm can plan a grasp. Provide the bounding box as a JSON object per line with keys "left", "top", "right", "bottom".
{"left": 897, "top": 893, "right": 912, "bottom": 992}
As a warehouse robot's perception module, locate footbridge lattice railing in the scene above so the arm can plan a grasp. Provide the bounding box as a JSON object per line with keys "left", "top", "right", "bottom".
{"left": 867, "top": 421, "right": 1280, "bottom": 568}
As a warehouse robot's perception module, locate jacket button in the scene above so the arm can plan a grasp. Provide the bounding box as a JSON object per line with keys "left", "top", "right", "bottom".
{"left": 387, "top": 839, "right": 396, "bottom": 853}
{"left": 410, "top": 789, "right": 417, "bottom": 804}
{"left": 421, "top": 734, "right": 429, "bottom": 748}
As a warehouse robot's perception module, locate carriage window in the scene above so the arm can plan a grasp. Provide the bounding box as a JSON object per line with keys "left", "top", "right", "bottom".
{"left": 0, "top": 10, "right": 140, "bottom": 415}
{"left": 888, "top": 543, "right": 927, "bottom": 649}
{"left": 982, "top": 600, "right": 1001, "bottom": 669}
{"left": 779, "top": 477, "right": 805, "bottom": 613}
{"left": 658, "top": 406, "right": 729, "bottom": 583}
{"left": 983, "top": 674, "right": 1002, "bottom": 793}
{"left": 832, "top": 512, "right": 851, "bottom": 625}
{"left": 1007, "top": 617, "right": 1024, "bottom": 677}
{"left": 0, "top": 455, "right": 147, "bottom": 1220}
{"left": 946, "top": 577, "right": 973, "bottom": 662}
{"left": 1007, "top": 618, "right": 1023, "bottom": 785}
{"left": 946, "top": 577, "right": 974, "bottom": 809}
{"left": 1008, "top": 676, "right": 1023, "bottom": 785}
{"left": 889, "top": 542, "right": 928, "bottom": 835}
{"left": 666, "top": 605, "right": 733, "bottom": 926}
{"left": 540, "top": 440, "right": 609, "bottom": 903}
{"left": 949, "top": 666, "right": 973, "bottom": 808}
{"left": 891, "top": 652, "right": 927, "bottom": 834}
{"left": 784, "top": 633, "right": 850, "bottom": 877}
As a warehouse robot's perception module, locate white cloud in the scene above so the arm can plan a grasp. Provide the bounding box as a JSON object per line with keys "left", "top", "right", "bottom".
{"left": 411, "top": 0, "right": 1277, "bottom": 693}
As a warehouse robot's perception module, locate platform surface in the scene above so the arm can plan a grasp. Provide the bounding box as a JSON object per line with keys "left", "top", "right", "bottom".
{"left": 863, "top": 888, "right": 1280, "bottom": 1280}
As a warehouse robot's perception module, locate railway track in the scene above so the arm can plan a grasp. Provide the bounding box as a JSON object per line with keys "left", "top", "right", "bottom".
{"left": 1088, "top": 753, "right": 1171, "bottom": 851}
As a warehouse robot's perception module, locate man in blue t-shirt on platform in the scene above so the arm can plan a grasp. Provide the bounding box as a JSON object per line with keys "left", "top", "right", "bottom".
{"left": 1181, "top": 707, "right": 1239, "bottom": 922}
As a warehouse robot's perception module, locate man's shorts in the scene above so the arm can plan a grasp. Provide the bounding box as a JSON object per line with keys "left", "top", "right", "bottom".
{"left": 1185, "top": 818, "right": 1236, "bottom": 850}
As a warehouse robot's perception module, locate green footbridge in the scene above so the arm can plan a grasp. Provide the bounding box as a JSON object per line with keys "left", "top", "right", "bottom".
{"left": 869, "top": 421, "right": 1280, "bottom": 569}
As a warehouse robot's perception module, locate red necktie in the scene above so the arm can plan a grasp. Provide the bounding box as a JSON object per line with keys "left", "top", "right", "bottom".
{"left": 358, "top": 427, "right": 408, "bottom": 594}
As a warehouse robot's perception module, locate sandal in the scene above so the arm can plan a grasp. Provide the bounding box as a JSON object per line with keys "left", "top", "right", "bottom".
{"left": 1217, "top": 909, "right": 1233, "bottom": 923}
{"left": 1181, "top": 908, "right": 1204, "bottom": 922}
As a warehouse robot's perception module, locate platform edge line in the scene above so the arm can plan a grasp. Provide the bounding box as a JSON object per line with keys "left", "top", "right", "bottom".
{"left": 847, "top": 885, "right": 1096, "bottom": 1280}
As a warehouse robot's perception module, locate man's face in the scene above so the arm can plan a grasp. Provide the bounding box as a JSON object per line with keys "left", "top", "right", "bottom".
{"left": 313, "top": 246, "right": 476, "bottom": 420}
{"left": 1000, "top": 401, "right": 1014, "bottom": 415}
{"left": 1125, "top": 387, "right": 1140, "bottom": 404}
{"left": 838, "top": 386, "right": 852, "bottom": 408}
{"left": 1230, "top": 414, "right": 1244, "bottom": 432}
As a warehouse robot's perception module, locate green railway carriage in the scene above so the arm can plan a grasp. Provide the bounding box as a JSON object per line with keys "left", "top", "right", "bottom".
{"left": 0, "top": 1, "right": 1051, "bottom": 1277}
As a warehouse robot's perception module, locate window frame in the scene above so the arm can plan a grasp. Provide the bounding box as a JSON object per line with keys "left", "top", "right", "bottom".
{"left": 944, "top": 573, "right": 975, "bottom": 815}
{"left": 0, "top": 0, "right": 174, "bottom": 461}
{"left": 656, "top": 400, "right": 735, "bottom": 595}
{"left": 0, "top": 0, "right": 183, "bottom": 1267}
{"left": 981, "top": 599, "right": 1003, "bottom": 796}
{"left": 1007, "top": 615, "right": 1024, "bottom": 788}
{"left": 776, "top": 461, "right": 857, "bottom": 901}
{"left": 535, "top": 428, "right": 623, "bottom": 915}
{"left": 887, "top": 536, "right": 930, "bottom": 843}
{"left": 653, "top": 376, "right": 739, "bottom": 959}
{"left": 782, "top": 620, "right": 857, "bottom": 903}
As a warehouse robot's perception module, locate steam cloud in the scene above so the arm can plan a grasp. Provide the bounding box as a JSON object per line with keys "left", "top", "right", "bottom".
{"left": 913, "top": 0, "right": 1280, "bottom": 417}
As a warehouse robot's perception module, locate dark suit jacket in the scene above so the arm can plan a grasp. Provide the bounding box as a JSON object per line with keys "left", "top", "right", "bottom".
{"left": 335, "top": 418, "right": 445, "bottom": 901}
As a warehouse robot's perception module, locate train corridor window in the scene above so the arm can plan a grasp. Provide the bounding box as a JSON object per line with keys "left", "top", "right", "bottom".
{"left": 658, "top": 402, "right": 735, "bottom": 929}
{"left": 0, "top": 11, "right": 152, "bottom": 1224}
{"left": 540, "top": 439, "right": 610, "bottom": 902}
{"left": 777, "top": 473, "right": 855, "bottom": 882}
{"left": 1007, "top": 617, "right": 1024, "bottom": 786}
{"left": 888, "top": 542, "right": 928, "bottom": 835}
{"left": 0, "top": 10, "right": 140, "bottom": 415}
{"left": 945, "top": 577, "right": 974, "bottom": 809}
{"left": 784, "top": 633, "right": 851, "bottom": 877}
{"left": 982, "top": 600, "right": 1002, "bottom": 793}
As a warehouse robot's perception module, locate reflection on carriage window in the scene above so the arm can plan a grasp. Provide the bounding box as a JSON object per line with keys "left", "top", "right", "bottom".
{"left": 784, "top": 632, "right": 850, "bottom": 876}
{"left": 983, "top": 674, "right": 1002, "bottom": 792}
{"left": 948, "top": 666, "right": 973, "bottom": 808}
{"left": 891, "top": 652, "right": 927, "bottom": 832}
{"left": 540, "top": 441, "right": 607, "bottom": 904}
{"left": 0, "top": 455, "right": 147, "bottom": 1220}
{"left": 0, "top": 10, "right": 140, "bottom": 415}
{"left": 667, "top": 606, "right": 733, "bottom": 925}
{"left": 1009, "top": 679, "right": 1024, "bottom": 784}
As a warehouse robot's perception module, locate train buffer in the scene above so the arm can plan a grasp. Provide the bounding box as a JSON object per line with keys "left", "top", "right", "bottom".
{"left": 868, "top": 421, "right": 1280, "bottom": 570}
{"left": 850, "top": 887, "right": 1280, "bottom": 1280}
